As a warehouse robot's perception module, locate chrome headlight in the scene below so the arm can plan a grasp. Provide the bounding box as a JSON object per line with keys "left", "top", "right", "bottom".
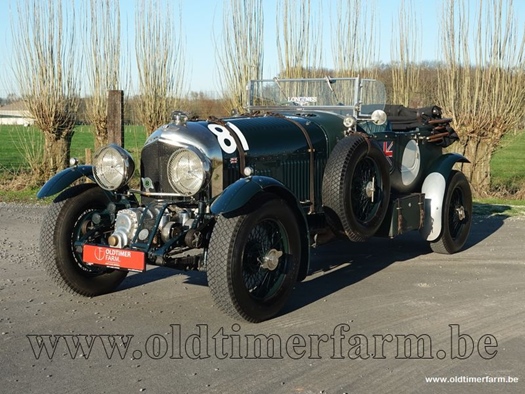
{"left": 343, "top": 115, "right": 357, "bottom": 128}
{"left": 371, "top": 109, "right": 387, "bottom": 125}
{"left": 167, "top": 148, "right": 209, "bottom": 196}
{"left": 93, "top": 144, "right": 135, "bottom": 191}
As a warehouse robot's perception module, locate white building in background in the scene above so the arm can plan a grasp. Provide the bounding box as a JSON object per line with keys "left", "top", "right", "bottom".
{"left": 0, "top": 101, "right": 35, "bottom": 126}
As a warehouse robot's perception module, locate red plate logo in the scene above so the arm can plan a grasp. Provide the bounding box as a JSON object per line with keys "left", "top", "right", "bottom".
{"left": 83, "top": 245, "right": 146, "bottom": 272}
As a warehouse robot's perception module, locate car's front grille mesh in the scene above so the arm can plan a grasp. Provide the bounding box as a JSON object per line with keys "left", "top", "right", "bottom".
{"left": 225, "top": 157, "right": 327, "bottom": 209}
{"left": 282, "top": 159, "right": 309, "bottom": 201}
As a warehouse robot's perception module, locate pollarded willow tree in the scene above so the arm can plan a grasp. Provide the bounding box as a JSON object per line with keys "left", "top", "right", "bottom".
{"left": 390, "top": 0, "right": 424, "bottom": 107}
{"left": 438, "top": 0, "right": 525, "bottom": 196}
{"left": 276, "top": 0, "right": 323, "bottom": 79}
{"left": 216, "top": 0, "right": 264, "bottom": 113}
{"left": 332, "top": 0, "right": 379, "bottom": 78}
{"left": 135, "top": 0, "right": 185, "bottom": 135}
{"left": 84, "top": 0, "right": 121, "bottom": 149}
{"left": 11, "top": 0, "right": 80, "bottom": 181}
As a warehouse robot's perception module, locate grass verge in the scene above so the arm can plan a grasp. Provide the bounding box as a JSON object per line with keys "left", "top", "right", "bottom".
{"left": 490, "top": 130, "right": 525, "bottom": 194}
{"left": 473, "top": 199, "right": 525, "bottom": 217}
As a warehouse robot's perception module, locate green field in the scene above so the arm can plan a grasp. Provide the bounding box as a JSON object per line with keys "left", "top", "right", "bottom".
{"left": 490, "top": 131, "right": 525, "bottom": 193}
{"left": 0, "top": 124, "right": 147, "bottom": 169}
{"left": 0, "top": 124, "right": 524, "bottom": 204}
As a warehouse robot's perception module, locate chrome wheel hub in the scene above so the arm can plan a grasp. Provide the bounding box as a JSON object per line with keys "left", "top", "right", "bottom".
{"left": 456, "top": 205, "right": 466, "bottom": 221}
{"left": 260, "top": 249, "right": 283, "bottom": 271}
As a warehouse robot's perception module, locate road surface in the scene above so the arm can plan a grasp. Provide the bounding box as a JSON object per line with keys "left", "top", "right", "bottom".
{"left": 1, "top": 202, "right": 524, "bottom": 393}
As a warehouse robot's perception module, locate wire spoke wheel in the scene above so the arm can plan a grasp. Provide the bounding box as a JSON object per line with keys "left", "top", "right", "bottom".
{"left": 322, "top": 135, "right": 391, "bottom": 242}
{"left": 71, "top": 208, "right": 108, "bottom": 275}
{"left": 351, "top": 157, "right": 383, "bottom": 223}
{"left": 449, "top": 188, "right": 467, "bottom": 240}
{"left": 40, "top": 184, "right": 128, "bottom": 296}
{"left": 242, "top": 219, "right": 288, "bottom": 301}
{"left": 207, "top": 196, "right": 301, "bottom": 322}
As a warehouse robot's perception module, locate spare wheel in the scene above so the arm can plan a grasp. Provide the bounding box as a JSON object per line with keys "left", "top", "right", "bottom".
{"left": 322, "top": 134, "right": 391, "bottom": 242}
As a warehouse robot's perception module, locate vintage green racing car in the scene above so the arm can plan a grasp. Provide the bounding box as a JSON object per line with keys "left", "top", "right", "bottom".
{"left": 37, "top": 77, "right": 472, "bottom": 322}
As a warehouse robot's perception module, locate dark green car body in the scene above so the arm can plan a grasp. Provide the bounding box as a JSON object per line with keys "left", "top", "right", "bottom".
{"left": 38, "top": 77, "right": 473, "bottom": 322}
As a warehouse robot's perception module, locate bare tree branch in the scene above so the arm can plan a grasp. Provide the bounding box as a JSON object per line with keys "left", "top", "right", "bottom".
{"left": 135, "top": 0, "right": 186, "bottom": 134}
{"left": 390, "top": 0, "right": 423, "bottom": 107}
{"left": 438, "top": 0, "right": 525, "bottom": 195}
{"left": 84, "top": 0, "right": 121, "bottom": 149}
{"left": 332, "top": 0, "right": 379, "bottom": 77}
{"left": 11, "top": 0, "right": 80, "bottom": 180}
{"left": 216, "top": 0, "right": 264, "bottom": 113}
{"left": 276, "top": 0, "right": 323, "bottom": 78}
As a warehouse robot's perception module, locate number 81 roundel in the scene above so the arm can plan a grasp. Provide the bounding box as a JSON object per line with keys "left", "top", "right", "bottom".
{"left": 207, "top": 123, "right": 250, "bottom": 154}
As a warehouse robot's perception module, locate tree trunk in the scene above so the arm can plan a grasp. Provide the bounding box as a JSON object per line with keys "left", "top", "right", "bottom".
{"left": 456, "top": 134, "right": 494, "bottom": 197}
{"left": 41, "top": 132, "right": 73, "bottom": 180}
{"left": 94, "top": 128, "right": 108, "bottom": 150}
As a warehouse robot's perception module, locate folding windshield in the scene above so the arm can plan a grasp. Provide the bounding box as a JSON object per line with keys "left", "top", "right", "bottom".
{"left": 247, "top": 77, "right": 386, "bottom": 117}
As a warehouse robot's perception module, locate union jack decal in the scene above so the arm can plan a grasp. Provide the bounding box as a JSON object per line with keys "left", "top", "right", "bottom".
{"left": 383, "top": 141, "right": 394, "bottom": 157}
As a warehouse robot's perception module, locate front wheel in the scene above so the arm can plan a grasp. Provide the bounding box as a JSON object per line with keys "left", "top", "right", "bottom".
{"left": 206, "top": 197, "right": 302, "bottom": 322}
{"left": 430, "top": 170, "right": 472, "bottom": 254}
{"left": 40, "top": 184, "right": 128, "bottom": 296}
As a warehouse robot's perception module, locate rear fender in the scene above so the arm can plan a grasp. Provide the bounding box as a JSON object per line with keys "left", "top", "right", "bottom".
{"left": 420, "top": 154, "right": 470, "bottom": 241}
{"left": 210, "top": 176, "right": 310, "bottom": 281}
{"left": 37, "top": 165, "right": 95, "bottom": 199}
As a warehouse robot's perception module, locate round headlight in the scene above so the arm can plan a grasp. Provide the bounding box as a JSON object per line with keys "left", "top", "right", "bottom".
{"left": 371, "top": 109, "right": 387, "bottom": 125}
{"left": 167, "top": 148, "right": 208, "bottom": 196}
{"left": 93, "top": 144, "right": 135, "bottom": 191}
{"left": 343, "top": 115, "right": 357, "bottom": 128}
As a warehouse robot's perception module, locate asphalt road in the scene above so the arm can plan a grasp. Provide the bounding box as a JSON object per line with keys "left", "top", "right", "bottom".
{"left": 1, "top": 202, "right": 524, "bottom": 393}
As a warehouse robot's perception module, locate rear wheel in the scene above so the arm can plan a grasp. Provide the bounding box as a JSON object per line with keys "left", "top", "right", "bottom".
{"left": 430, "top": 170, "right": 472, "bottom": 254}
{"left": 207, "top": 196, "right": 301, "bottom": 322}
{"left": 40, "top": 184, "right": 128, "bottom": 296}
{"left": 322, "top": 135, "right": 391, "bottom": 241}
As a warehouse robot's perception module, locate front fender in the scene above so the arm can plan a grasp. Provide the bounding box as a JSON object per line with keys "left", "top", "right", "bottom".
{"left": 210, "top": 176, "right": 289, "bottom": 216}
{"left": 420, "top": 153, "right": 470, "bottom": 241}
{"left": 37, "top": 165, "right": 94, "bottom": 199}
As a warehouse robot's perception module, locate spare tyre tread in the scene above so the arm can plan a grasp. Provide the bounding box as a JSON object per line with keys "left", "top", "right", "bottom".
{"left": 322, "top": 134, "right": 391, "bottom": 242}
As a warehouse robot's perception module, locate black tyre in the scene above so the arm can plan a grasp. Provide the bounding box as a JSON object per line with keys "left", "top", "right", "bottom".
{"left": 40, "top": 184, "right": 128, "bottom": 296}
{"left": 430, "top": 170, "right": 472, "bottom": 254}
{"left": 322, "top": 135, "right": 391, "bottom": 242}
{"left": 207, "top": 197, "right": 302, "bottom": 322}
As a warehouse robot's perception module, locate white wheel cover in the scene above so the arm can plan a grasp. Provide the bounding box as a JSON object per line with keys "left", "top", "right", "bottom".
{"left": 401, "top": 139, "right": 420, "bottom": 186}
